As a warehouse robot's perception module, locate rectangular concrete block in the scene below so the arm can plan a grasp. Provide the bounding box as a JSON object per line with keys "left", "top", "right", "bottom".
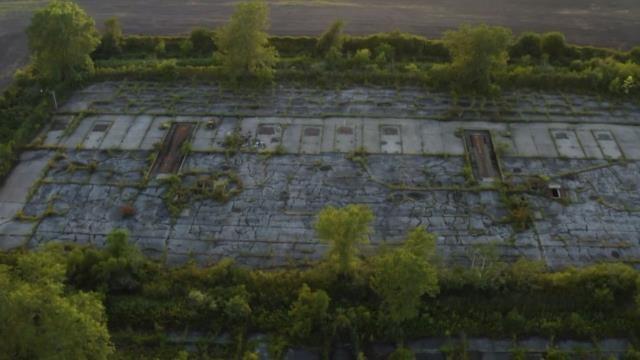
{"left": 120, "top": 115, "right": 153, "bottom": 150}
{"left": 550, "top": 129, "right": 585, "bottom": 158}
{"left": 140, "top": 116, "right": 170, "bottom": 150}
{"left": 592, "top": 130, "right": 622, "bottom": 159}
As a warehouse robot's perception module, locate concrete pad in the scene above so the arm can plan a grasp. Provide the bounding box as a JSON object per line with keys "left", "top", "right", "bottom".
{"left": 334, "top": 122, "right": 360, "bottom": 153}
{"left": 300, "top": 125, "right": 323, "bottom": 154}
{"left": 255, "top": 124, "right": 283, "bottom": 151}
{"left": 511, "top": 125, "right": 539, "bottom": 157}
{"left": 362, "top": 119, "right": 380, "bottom": 153}
{"left": 61, "top": 115, "right": 94, "bottom": 149}
{"left": 379, "top": 125, "right": 402, "bottom": 154}
{"left": 439, "top": 123, "right": 465, "bottom": 155}
{"left": 575, "top": 129, "right": 603, "bottom": 159}
{"left": 609, "top": 127, "right": 640, "bottom": 160}
{"left": 140, "top": 116, "right": 170, "bottom": 150}
{"left": 531, "top": 127, "right": 558, "bottom": 157}
{"left": 43, "top": 116, "right": 70, "bottom": 146}
{"left": 0, "top": 151, "right": 52, "bottom": 222}
{"left": 83, "top": 122, "right": 111, "bottom": 149}
{"left": 592, "top": 130, "right": 622, "bottom": 159}
{"left": 550, "top": 129, "right": 585, "bottom": 158}
{"left": 422, "top": 121, "right": 444, "bottom": 154}
{"left": 281, "top": 123, "right": 300, "bottom": 153}
{"left": 100, "top": 116, "right": 133, "bottom": 149}
{"left": 212, "top": 118, "right": 241, "bottom": 150}
{"left": 401, "top": 120, "right": 423, "bottom": 155}
{"left": 192, "top": 119, "right": 219, "bottom": 152}
{"left": 120, "top": 115, "right": 153, "bottom": 150}
{"left": 0, "top": 221, "right": 35, "bottom": 249}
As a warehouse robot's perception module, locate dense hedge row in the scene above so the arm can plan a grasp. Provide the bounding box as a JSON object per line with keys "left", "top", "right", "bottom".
{"left": 0, "top": 73, "right": 76, "bottom": 182}
{"left": 2, "top": 239, "right": 637, "bottom": 358}
{"left": 94, "top": 30, "right": 638, "bottom": 67}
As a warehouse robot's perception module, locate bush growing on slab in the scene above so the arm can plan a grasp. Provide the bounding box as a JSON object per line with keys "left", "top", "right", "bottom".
{"left": 315, "top": 204, "right": 374, "bottom": 275}
{"left": 443, "top": 24, "right": 512, "bottom": 93}
{"left": 215, "top": 0, "right": 278, "bottom": 82}
{"left": 27, "top": 0, "right": 100, "bottom": 82}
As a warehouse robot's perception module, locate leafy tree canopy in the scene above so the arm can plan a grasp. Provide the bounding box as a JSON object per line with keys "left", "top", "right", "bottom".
{"left": 0, "top": 250, "right": 113, "bottom": 359}
{"left": 216, "top": 0, "right": 278, "bottom": 81}
{"left": 315, "top": 204, "right": 374, "bottom": 275}
{"left": 27, "top": 0, "right": 100, "bottom": 82}
{"left": 444, "top": 24, "right": 512, "bottom": 93}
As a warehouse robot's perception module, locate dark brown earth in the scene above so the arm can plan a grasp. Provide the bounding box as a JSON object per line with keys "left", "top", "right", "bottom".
{"left": 1, "top": 0, "right": 639, "bottom": 89}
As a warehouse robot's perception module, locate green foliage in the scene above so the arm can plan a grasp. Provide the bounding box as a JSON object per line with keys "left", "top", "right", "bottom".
{"left": 288, "top": 284, "right": 330, "bottom": 342}
{"left": 315, "top": 204, "right": 374, "bottom": 275}
{"left": 189, "top": 27, "right": 215, "bottom": 56}
{"left": 388, "top": 346, "right": 415, "bottom": 360}
{"left": 316, "top": 20, "right": 345, "bottom": 56}
{"left": 541, "top": 32, "right": 567, "bottom": 62}
{"left": 0, "top": 250, "right": 114, "bottom": 358}
{"left": 443, "top": 24, "right": 512, "bottom": 93}
{"left": 160, "top": 173, "right": 244, "bottom": 217}
{"left": 351, "top": 48, "right": 372, "bottom": 67}
{"left": 66, "top": 228, "right": 145, "bottom": 292}
{"left": 510, "top": 32, "right": 542, "bottom": 60}
{"left": 216, "top": 0, "right": 278, "bottom": 81}
{"left": 27, "top": 0, "right": 100, "bottom": 82}
{"left": 631, "top": 47, "right": 640, "bottom": 64}
{"left": 97, "top": 17, "right": 124, "bottom": 57}
{"left": 370, "top": 228, "right": 439, "bottom": 325}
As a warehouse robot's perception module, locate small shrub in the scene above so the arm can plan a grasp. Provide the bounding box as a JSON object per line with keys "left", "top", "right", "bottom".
{"left": 351, "top": 48, "right": 371, "bottom": 67}
{"left": 154, "top": 39, "right": 166, "bottom": 56}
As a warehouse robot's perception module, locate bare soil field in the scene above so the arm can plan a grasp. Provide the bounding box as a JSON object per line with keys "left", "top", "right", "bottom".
{"left": 1, "top": 0, "right": 639, "bottom": 89}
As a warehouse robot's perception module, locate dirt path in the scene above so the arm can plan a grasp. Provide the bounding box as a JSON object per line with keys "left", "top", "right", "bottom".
{"left": 1, "top": 0, "right": 639, "bottom": 89}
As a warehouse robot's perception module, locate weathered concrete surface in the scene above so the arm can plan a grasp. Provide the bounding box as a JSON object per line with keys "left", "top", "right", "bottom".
{"left": 3, "top": 83, "right": 640, "bottom": 268}
{"left": 0, "top": 150, "right": 52, "bottom": 250}
{"left": 12, "top": 149, "right": 640, "bottom": 268}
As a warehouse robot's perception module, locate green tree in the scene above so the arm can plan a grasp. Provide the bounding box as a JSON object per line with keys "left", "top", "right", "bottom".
{"left": 216, "top": 0, "right": 278, "bottom": 81}
{"left": 370, "top": 227, "right": 439, "bottom": 324}
{"left": 510, "top": 32, "right": 542, "bottom": 60}
{"left": 0, "top": 251, "right": 113, "bottom": 358}
{"left": 27, "top": 0, "right": 100, "bottom": 82}
{"left": 443, "top": 24, "right": 512, "bottom": 93}
{"left": 66, "top": 228, "right": 145, "bottom": 292}
{"left": 288, "top": 284, "right": 330, "bottom": 341}
{"left": 541, "top": 32, "right": 567, "bottom": 61}
{"left": 98, "top": 17, "right": 124, "bottom": 57}
{"left": 315, "top": 204, "right": 374, "bottom": 275}
{"left": 316, "top": 19, "right": 345, "bottom": 57}
{"left": 190, "top": 27, "right": 215, "bottom": 56}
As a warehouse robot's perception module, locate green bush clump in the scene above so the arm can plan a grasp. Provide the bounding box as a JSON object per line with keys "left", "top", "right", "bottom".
{"left": 189, "top": 27, "right": 216, "bottom": 56}
{"left": 541, "top": 32, "right": 567, "bottom": 62}
{"left": 510, "top": 32, "right": 542, "bottom": 60}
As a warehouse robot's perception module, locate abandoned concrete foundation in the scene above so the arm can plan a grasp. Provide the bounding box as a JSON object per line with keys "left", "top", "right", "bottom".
{"left": 1, "top": 82, "right": 640, "bottom": 268}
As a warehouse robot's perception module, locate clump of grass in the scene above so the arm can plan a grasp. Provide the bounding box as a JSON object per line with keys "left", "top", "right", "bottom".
{"left": 222, "top": 129, "right": 245, "bottom": 157}
{"left": 346, "top": 146, "right": 368, "bottom": 168}
{"left": 161, "top": 172, "right": 244, "bottom": 217}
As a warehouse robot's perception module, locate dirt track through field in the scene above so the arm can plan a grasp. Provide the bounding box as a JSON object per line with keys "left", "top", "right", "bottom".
{"left": 1, "top": 0, "right": 639, "bottom": 89}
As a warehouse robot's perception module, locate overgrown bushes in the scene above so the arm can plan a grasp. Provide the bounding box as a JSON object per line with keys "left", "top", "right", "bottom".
{"left": 2, "top": 227, "right": 638, "bottom": 358}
